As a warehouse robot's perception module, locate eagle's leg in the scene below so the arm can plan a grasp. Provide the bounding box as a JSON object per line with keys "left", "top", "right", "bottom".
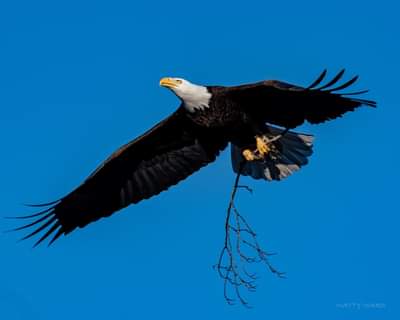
{"left": 240, "top": 116, "right": 284, "bottom": 161}
{"left": 241, "top": 135, "right": 271, "bottom": 161}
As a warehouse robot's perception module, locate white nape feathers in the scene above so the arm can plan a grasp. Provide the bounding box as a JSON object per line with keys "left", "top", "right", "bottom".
{"left": 166, "top": 78, "right": 212, "bottom": 113}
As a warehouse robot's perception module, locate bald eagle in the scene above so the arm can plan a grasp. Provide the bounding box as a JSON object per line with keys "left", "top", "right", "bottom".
{"left": 11, "top": 69, "right": 375, "bottom": 246}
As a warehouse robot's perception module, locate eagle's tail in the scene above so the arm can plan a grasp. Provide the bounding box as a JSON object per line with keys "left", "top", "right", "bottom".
{"left": 231, "top": 126, "right": 314, "bottom": 181}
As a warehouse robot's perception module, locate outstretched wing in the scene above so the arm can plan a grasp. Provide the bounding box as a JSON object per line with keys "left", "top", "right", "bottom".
{"left": 10, "top": 107, "right": 228, "bottom": 246}
{"left": 225, "top": 69, "right": 376, "bottom": 128}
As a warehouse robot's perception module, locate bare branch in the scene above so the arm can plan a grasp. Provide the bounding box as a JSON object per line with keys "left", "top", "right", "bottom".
{"left": 214, "top": 161, "right": 285, "bottom": 307}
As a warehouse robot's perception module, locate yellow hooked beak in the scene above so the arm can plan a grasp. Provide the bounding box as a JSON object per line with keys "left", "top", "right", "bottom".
{"left": 159, "top": 77, "right": 181, "bottom": 89}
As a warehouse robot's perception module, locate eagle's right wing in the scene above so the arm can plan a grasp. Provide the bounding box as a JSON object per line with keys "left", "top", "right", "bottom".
{"left": 11, "top": 107, "right": 228, "bottom": 246}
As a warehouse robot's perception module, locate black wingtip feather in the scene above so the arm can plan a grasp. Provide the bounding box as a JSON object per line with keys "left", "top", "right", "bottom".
{"left": 6, "top": 212, "right": 54, "bottom": 232}
{"left": 6, "top": 201, "right": 66, "bottom": 246}
{"left": 316, "top": 69, "right": 346, "bottom": 90}
{"left": 327, "top": 75, "right": 359, "bottom": 92}
{"left": 351, "top": 98, "right": 377, "bottom": 107}
{"left": 307, "top": 69, "right": 327, "bottom": 89}
{"left": 4, "top": 207, "right": 54, "bottom": 220}
{"left": 48, "top": 228, "right": 64, "bottom": 246}
{"left": 307, "top": 70, "right": 376, "bottom": 107}
{"left": 23, "top": 199, "right": 61, "bottom": 207}
{"left": 341, "top": 89, "right": 370, "bottom": 96}
{"left": 33, "top": 222, "right": 60, "bottom": 248}
{"left": 19, "top": 216, "right": 57, "bottom": 242}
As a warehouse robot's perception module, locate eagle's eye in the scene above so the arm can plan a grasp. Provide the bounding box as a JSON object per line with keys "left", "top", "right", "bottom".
{"left": 176, "top": 79, "right": 182, "bottom": 84}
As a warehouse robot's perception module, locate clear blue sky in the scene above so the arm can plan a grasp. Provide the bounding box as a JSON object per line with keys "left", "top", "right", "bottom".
{"left": 1, "top": 1, "right": 398, "bottom": 319}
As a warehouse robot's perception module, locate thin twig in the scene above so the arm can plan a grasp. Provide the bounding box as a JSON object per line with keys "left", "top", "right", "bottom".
{"left": 214, "top": 161, "right": 285, "bottom": 307}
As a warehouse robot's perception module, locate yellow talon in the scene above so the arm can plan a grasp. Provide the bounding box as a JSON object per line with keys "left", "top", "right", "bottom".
{"left": 242, "top": 149, "right": 256, "bottom": 161}
{"left": 256, "top": 136, "right": 270, "bottom": 156}
{"left": 242, "top": 135, "right": 271, "bottom": 161}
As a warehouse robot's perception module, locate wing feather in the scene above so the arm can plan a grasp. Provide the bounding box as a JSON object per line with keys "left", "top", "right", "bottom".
{"left": 315, "top": 69, "right": 346, "bottom": 90}
{"left": 306, "top": 69, "right": 327, "bottom": 89}
{"left": 325, "top": 75, "right": 359, "bottom": 92}
{"left": 13, "top": 107, "right": 227, "bottom": 245}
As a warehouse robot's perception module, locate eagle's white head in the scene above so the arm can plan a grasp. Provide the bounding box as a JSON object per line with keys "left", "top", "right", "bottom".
{"left": 160, "top": 77, "right": 211, "bottom": 113}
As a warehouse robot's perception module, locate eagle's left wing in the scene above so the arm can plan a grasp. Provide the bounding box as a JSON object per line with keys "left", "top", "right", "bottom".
{"left": 10, "top": 107, "right": 228, "bottom": 246}
{"left": 225, "top": 69, "right": 376, "bottom": 128}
